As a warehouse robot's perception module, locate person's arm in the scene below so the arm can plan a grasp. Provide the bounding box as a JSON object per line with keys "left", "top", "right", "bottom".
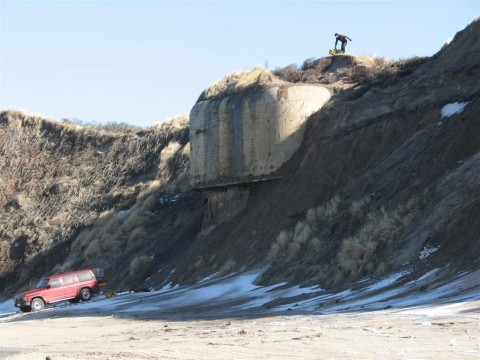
{"left": 347, "top": 36, "right": 352, "bottom": 41}
{"left": 335, "top": 38, "right": 339, "bottom": 49}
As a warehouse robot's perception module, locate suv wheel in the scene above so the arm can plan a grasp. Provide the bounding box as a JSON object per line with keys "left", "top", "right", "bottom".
{"left": 80, "top": 288, "right": 92, "bottom": 301}
{"left": 31, "top": 298, "right": 45, "bottom": 311}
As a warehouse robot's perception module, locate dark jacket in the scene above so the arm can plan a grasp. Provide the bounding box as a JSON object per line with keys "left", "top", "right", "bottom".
{"left": 335, "top": 34, "right": 352, "bottom": 47}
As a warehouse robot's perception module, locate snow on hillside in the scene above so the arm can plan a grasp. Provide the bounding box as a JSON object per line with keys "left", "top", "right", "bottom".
{"left": 2, "top": 268, "right": 479, "bottom": 320}
{"left": 0, "top": 301, "right": 16, "bottom": 318}
{"left": 441, "top": 101, "right": 468, "bottom": 117}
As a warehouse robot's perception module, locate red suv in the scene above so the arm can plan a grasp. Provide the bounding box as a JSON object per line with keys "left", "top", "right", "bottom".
{"left": 14, "top": 268, "right": 106, "bottom": 312}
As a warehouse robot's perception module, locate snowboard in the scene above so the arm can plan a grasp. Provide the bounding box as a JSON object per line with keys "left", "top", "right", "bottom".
{"left": 329, "top": 49, "right": 344, "bottom": 55}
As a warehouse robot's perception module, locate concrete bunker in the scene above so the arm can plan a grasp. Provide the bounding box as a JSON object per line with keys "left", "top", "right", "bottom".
{"left": 190, "top": 84, "right": 331, "bottom": 189}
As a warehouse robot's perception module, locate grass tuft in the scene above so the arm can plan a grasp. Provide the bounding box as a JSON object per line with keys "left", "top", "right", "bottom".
{"left": 129, "top": 255, "right": 154, "bottom": 279}
{"left": 336, "top": 197, "right": 422, "bottom": 280}
{"left": 268, "top": 194, "right": 341, "bottom": 263}
{"left": 198, "top": 66, "right": 278, "bottom": 101}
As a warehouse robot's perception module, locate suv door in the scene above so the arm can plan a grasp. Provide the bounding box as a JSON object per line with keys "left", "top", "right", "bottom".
{"left": 61, "top": 275, "right": 79, "bottom": 299}
{"left": 45, "top": 278, "right": 64, "bottom": 303}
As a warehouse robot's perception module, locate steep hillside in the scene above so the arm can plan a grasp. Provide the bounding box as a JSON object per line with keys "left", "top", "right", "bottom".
{"left": 1, "top": 18, "right": 479, "bottom": 302}
{"left": 168, "top": 18, "right": 480, "bottom": 289}
{"left": 0, "top": 111, "right": 196, "bottom": 295}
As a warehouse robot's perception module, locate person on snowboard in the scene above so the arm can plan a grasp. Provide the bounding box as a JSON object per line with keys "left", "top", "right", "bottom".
{"left": 335, "top": 33, "right": 352, "bottom": 53}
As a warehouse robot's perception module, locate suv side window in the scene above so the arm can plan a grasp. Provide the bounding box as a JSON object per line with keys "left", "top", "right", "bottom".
{"left": 49, "top": 278, "right": 62, "bottom": 288}
{"left": 62, "top": 275, "right": 77, "bottom": 285}
{"left": 77, "top": 271, "right": 93, "bottom": 282}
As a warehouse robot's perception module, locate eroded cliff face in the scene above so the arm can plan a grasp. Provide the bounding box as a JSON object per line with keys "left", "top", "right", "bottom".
{"left": 2, "top": 19, "right": 479, "bottom": 299}
{"left": 171, "top": 18, "right": 480, "bottom": 288}
{"left": 190, "top": 85, "right": 331, "bottom": 188}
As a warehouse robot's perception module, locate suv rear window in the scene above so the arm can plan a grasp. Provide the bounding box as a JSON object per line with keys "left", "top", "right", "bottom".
{"left": 77, "top": 271, "right": 93, "bottom": 281}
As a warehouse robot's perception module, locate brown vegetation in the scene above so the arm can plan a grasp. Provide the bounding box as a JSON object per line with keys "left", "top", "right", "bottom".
{"left": 273, "top": 55, "right": 427, "bottom": 86}
{"left": 268, "top": 195, "right": 341, "bottom": 262}
{"left": 335, "top": 197, "right": 424, "bottom": 283}
{"left": 0, "top": 110, "right": 190, "bottom": 293}
{"left": 266, "top": 193, "right": 427, "bottom": 287}
{"left": 197, "top": 66, "right": 283, "bottom": 101}
{"left": 129, "top": 255, "right": 154, "bottom": 280}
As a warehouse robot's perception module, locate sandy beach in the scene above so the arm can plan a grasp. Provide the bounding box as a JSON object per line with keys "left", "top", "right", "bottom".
{"left": 2, "top": 306, "right": 479, "bottom": 360}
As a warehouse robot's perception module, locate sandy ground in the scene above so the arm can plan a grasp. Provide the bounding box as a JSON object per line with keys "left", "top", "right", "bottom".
{"left": 1, "top": 307, "right": 479, "bottom": 360}
{"left": 2, "top": 270, "right": 479, "bottom": 359}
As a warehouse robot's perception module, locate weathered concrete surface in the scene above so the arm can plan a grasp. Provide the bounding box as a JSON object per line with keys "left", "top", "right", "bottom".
{"left": 190, "top": 85, "right": 331, "bottom": 187}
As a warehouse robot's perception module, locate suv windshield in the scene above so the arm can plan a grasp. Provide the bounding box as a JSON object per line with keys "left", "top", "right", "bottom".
{"left": 36, "top": 278, "right": 49, "bottom": 289}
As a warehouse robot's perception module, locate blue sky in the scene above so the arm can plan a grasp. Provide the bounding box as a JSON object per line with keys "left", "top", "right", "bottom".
{"left": 1, "top": 1, "right": 478, "bottom": 128}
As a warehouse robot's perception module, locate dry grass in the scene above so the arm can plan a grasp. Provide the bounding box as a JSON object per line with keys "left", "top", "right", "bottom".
{"left": 309, "top": 237, "right": 325, "bottom": 252}
{"left": 350, "top": 195, "right": 372, "bottom": 218}
{"left": 272, "top": 64, "right": 304, "bottom": 83}
{"left": 0, "top": 109, "right": 190, "bottom": 290}
{"left": 155, "top": 140, "right": 190, "bottom": 191}
{"left": 129, "top": 255, "right": 154, "bottom": 279}
{"left": 266, "top": 193, "right": 425, "bottom": 288}
{"left": 336, "top": 236, "right": 377, "bottom": 279}
{"left": 318, "top": 195, "right": 341, "bottom": 220}
{"left": 84, "top": 237, "right": 124, "bottom": 261}
{"left": 269, "top": 194, "right": 341, "bottom": 262}
{"left": 268, "top": 230, "right": 290, "bottom": 261}
{"left": 198, "top": 66, "right": 279, "bottom": 101}
{"left": 335, "top": 197, "right": 422, "bottom": 282}
{"left": 218, "top": 259, "right": 237, "bottom": 276}
{"left": 141, "top": 194, "right": 158, "bottom": 212}
{"left": 62, "top": 118, "right": 142, "bottom": 134}
{"left": 375, "top": 262, "right": 388, "bottom": 275}
{"left": 305, "top": 194, "right": 341, "bottom": 228}
{"left": 273, "top": 55, "right": 426, "bottom": 85}
{"left": 128, "top": 228, "right": 146, "bottom": 245}
{"left": 288, "top": 221, "right": 313, "bottom": 259}
{"left": 119, "top": 208, "right": 151, "bottom": 233}
{"left": 194, "top": 256, "right": 205, "bottom": 269}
